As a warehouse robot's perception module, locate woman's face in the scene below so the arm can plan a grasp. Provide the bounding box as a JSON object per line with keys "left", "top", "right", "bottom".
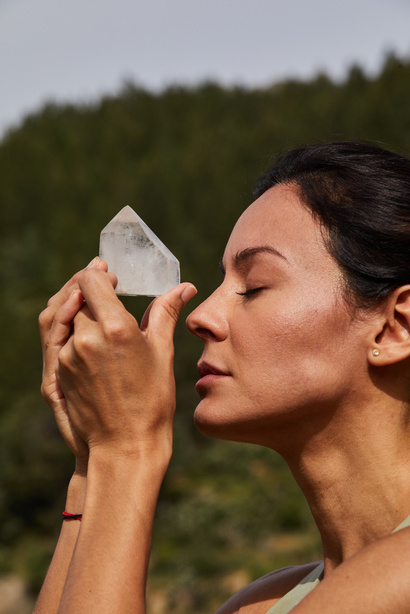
{"left": 186, "top": 184, "right": 372, "bottom": 449}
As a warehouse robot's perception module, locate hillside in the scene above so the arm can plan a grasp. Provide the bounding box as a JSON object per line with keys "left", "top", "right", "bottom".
{"left": 0, "top": 53, "right": 410, "bottom": 612}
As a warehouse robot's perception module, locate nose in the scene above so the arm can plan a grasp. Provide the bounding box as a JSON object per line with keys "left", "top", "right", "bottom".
{"left": 186, "top": 286, "right": 228, "bottom": 342}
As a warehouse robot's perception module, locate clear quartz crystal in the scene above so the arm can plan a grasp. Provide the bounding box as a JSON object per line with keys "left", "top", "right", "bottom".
{"left": 99, "top": 206, "right": 180, "bottom": 296}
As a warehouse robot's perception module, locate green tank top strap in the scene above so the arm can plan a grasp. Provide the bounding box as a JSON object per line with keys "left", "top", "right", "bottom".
{"left": 265, "top": 513, "right": 410, "bottom": 614}
{"left": 392, "top": 514, "right": 410, "bottom": 532}
{"left": 264, "top": 562, "right": 324, "bottom": 614}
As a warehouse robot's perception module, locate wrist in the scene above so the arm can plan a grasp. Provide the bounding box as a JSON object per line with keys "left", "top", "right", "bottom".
{"left": 74, "top": 458, "right": 88, "bottom": 478}
{"left": 87, "top": 431, "right": 173, "bottom": 473}
{"left": 85, "top": 442, "right": 171, "bottom": 500}
{"left": 66, "top": 472, "right": 87, "bottom": 514}
{"left": 89, "top": 447, "right": 171, "bottom": 479}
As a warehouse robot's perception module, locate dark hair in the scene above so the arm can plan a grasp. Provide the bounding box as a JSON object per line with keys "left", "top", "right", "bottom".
{"left": 254, "top": 141, "right": 410, "bottom": 307}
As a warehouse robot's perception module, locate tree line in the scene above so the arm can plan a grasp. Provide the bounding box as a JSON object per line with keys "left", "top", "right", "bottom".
{"left": 0, "top": 52, "right": 409, "bottom": 611}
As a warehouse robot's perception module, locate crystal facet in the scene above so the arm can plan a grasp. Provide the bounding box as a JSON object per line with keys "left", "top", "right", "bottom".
{"left": 99, "top": 206, "right": 180, "bottom": 296}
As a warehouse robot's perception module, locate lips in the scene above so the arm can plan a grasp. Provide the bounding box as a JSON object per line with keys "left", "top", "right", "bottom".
{"left": 197, "top": 361, "right": 230, "bottom": 378}
{"left": 195, "top": 361, "right": 231, "bottom": 395}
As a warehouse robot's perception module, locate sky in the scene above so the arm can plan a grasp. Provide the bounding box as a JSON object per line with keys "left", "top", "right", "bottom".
{"left": 1, "top": 0, "right": 410, "bottom": 137}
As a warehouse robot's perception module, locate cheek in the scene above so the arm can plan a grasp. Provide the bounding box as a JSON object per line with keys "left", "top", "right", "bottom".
{"left": 232, "top": 298, "right": 351, "bottom": 397}
{"left": 235, "top": 298, "right": 326, "bottom": 358}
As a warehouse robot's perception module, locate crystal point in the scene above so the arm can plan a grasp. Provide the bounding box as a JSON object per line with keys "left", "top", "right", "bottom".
{"left": 99, "top": 206, "right": 180, "bottom": 296}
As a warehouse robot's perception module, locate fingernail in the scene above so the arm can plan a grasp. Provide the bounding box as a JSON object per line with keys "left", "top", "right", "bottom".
{"left": 86, "top": 257, "right": 100, "bottom": 269}
{"left": 181, "top": 285, "right": 197, "bottom": 305}
{"left": 69, "top": 289, "right": 83, "bottom": 301}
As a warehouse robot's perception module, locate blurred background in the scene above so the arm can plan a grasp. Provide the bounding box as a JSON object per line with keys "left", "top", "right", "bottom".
{"left": 1, "top": 0, "right": 410, "bottom": 612}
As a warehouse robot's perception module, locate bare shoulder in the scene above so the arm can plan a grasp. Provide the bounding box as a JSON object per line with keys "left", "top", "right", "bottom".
{"left": 215, "top": 527, "right": 410, "bottom": 614}
{"left": 215, "top": 561, "right": 321, "bottom": 614}
{"left": 290, "top": 527, "right": 410, "bottom": 614}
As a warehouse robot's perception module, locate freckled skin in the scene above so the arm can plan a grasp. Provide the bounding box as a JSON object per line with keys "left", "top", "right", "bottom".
{"left": 187, "top": 184, "right": 371, "bottom": 450}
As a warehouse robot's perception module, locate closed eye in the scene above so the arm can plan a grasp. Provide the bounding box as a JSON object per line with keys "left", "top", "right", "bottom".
{"left": 236, "top": 288, "right": 264, "bottom": 298}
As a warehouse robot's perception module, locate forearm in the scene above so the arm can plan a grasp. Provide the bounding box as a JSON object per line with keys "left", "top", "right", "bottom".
{"left": 58, "top": 444, "right": 171, "bottom": 614}
{"left": 33, "top": 472, "right": 87, "bottom": 614}
{"left": 38, "top": 272, "right": 195, "bottom": 612}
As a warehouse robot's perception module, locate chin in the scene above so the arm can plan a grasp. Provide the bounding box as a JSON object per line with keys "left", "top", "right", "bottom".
{"left": 193, "top": 401, "right": 265, "bottom": 445}
{"left": 193, "top": 401, "right": 235, "bottom": 440}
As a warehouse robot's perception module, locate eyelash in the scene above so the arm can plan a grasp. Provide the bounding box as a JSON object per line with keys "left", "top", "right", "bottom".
{"left": 236, "top": 288, "right": 263, "bottom": 299}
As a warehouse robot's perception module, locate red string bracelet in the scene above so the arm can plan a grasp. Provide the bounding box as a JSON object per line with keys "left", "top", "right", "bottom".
{"left": 62, "top": 511, "right": 82, "bottom": 521}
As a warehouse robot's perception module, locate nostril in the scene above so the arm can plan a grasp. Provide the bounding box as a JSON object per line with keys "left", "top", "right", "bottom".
{"left": 188, "top": 326, "right": 219, "bottom": 342}
{"left": 196, "top": 327, "right": 216, "bottom": 339}
{"left": 186, "top": 307, "right": 217, "bottom": 340}
{"left": 186, "top": 308, "right": 207, "bottom": 334}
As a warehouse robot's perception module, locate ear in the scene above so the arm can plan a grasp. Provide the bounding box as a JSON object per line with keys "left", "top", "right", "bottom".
{"left": 369, "top": 285, "right": 410, "bottom": 366}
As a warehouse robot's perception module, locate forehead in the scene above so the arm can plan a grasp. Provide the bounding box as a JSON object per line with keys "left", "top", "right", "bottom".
{"left": 225, "top": 183, "right": 333, "bottom": 271}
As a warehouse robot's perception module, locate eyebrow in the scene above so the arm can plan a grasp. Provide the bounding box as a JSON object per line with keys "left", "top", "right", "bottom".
{"left": 219, "top": 245, "right": 288, "bottom": 275}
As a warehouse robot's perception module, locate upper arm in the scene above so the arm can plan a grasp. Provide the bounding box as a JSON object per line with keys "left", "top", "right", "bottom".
{"left": 291, "top": 528, "right": 410, "bottom": 614}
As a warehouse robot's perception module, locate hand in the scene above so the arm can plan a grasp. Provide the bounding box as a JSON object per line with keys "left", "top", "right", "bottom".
{"left": 39, "top": 258, "right": 116, "bottom": 474}
{"left": 56, "top": 268, "right": 197, "bottom": 461}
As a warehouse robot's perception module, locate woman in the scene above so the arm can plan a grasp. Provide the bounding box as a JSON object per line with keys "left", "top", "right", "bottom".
{"left": 36, "top": 141, "right": 410, "bottom": 613}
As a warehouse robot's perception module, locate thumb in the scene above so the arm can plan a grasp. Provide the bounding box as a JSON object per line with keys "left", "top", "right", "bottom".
{"left": 146, "top": 283, "right": 197, "bottom": 346}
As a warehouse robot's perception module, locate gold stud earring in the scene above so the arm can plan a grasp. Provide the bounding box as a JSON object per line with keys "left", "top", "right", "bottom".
{"left": 372, "top": 349, "right": 380, "bottom": 357}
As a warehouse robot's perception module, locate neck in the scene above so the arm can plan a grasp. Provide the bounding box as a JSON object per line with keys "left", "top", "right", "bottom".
{"left": 275, "top": 396, "right": 410, "bottom": 574}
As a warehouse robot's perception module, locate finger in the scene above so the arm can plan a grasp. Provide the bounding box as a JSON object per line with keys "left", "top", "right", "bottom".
{"left": 76, "top": 268, "right": 125, "bottom": 322}
{"left": 94, "top": 257, "right": 108, "bottom": 272}
{"left": 95, "top": 259, "right": 118, "bottom": 291}
{"left": 41, "top": 289, "right": 85, "bottom": 408}
{"left": 40, "top": 279, "right": 80, "bottom": 353}
{"left": 39, "top": 257, "right": 108, "bottom": 350}
{"left": 48, "top": 257, "right": 107, "bottom": 308}
{"left": 68, "top": 303, "right": 97, "bottom": 337}
{"left": 140, "top": 299, "right": 155, "bottom": 332}
{"left": 43, "top": 289, "right": 85, "bottom": 375}
{"left": 107, "top": 271, "right": 118, "bottom": 290}
{"left": 145, "top": 283, "right": 197, "bottom": 347}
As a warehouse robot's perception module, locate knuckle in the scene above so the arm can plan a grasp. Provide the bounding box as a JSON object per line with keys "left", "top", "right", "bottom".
{"left": 46, "top": 292, "right": 59, "bottom": 309}
{"left": 77, "top": 269, "right": 89, "bottom": 284}
{"left": 40, "top": 381, "right": 47, "bottom": 400}
{"left": 39, "top": 307, "right": 52, "bottom": 330}
{"left": 161, "top": 300, "right": 180, "bottom": 324}
{"left": 40, "top": 380, "right": 54, "bottom": 406}
{"left": 43, "top": 337, "right": 51, "bottom": 354}
{"left": 102, "top": 314, "right": 136, "bottom": 343}
{"left": 78, "top": 267, "right": 100, "bottom": 285}
{"left": 58, "top": 343, "right": 71, "bottom": 368}
{"left": 73, "top": 330, "right": 99, "bottom": 356}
